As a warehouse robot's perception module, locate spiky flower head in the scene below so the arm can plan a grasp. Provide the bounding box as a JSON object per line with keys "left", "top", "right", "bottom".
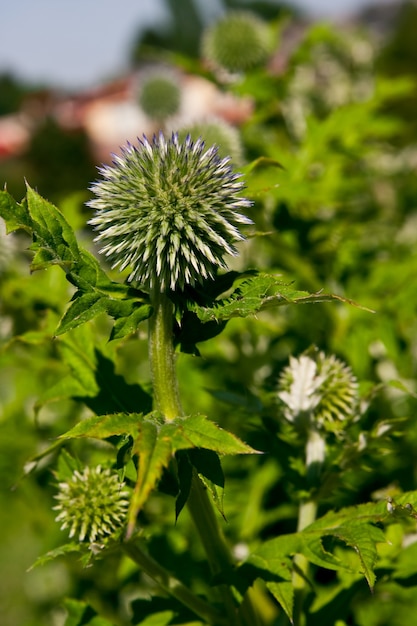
{"left": 88, "top": 132, "right": 252, "bottom": 291}
{"left": 202, "top": 11, "right": 272, "bottom": 73}
{"left": 277, "top": 351, "right": 358, "bottom": 434}
{"left": 177, "top": 118, "right": 244, "bottom": 165}
{"left": 53, "top": 466, "right": 129, "bottom": 545}
{"left": 138, "top": 69, "right": 181, "bottom": 121}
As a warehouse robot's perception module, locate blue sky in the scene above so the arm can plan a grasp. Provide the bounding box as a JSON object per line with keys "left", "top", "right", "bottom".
{"left": 1, "top": 0, "right": 383, "bottom": 90}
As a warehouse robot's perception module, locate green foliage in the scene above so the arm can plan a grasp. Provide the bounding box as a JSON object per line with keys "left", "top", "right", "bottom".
{"left": 0, "top": 186, "right": 152, "bottom": 340}
{"left": 2, "top": 6, "right": 417, "bottom": 626}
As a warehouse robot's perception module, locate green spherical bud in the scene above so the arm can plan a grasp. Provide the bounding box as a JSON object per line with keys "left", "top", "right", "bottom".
{"left": 202, "top": 11, "right": 272, "bottom": 73}
{"left": 177, "top": 118, "right": 244, "bottom": 165}
{"left": 53, "top": 466, "right": 129, "bottom": 544}
{"left": 88, "top": 132, "right": 253, "bottom": 292}
{"left": 277, "top": 351, "right": 358, "bottom": 433}
{"left": 138, "top": 70, "right": 181, "bottom": 121}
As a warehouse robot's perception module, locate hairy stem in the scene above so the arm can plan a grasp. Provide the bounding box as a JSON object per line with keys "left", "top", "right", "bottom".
{"left": 293, "top": 429, "right": 323, "bottom": 626}
{"left": 147, "top": 287, "right": 244, "bottom": 625}
{"left": 148, "top": 288, "right": 182, "bottom": 421}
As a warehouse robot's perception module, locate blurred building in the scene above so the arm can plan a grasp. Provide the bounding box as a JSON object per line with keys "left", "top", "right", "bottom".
{"left": 0, "top": 70, "right": 253, "bottom": 165}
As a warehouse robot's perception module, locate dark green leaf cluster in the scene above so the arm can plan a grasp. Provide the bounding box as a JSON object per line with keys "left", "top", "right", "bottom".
{"left": 0, "top": 187, "right": 152, "bottom": 340}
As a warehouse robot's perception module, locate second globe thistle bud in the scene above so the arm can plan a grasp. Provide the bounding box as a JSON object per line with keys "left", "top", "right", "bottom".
{"left": 138, "top": 69, "right": 181, "bottom": 121}
{"left": 202, "top": 11, "right": 272, "bottom": 74}
{"left": 277, "top": 351, "right": 359, "bottom": 434}
{"left": 53, "top": 466, "right": 130, "bottom": 545}
{"left": 177, "top": 118, "right": 244, "bottom": 165}
{"left": 88, "top": 132, "right": 252, "bottom": 292}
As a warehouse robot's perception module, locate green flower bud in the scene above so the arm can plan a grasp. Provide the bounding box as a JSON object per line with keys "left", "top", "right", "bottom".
{"left": 277, "top": 351, "right": 358, "bottom": 433}
{"left": 53, "top": 466, "right": 129, "bottom": 544}
{"left": 177, "top": 118, "right": 244, "bottom": 165}
{"left": 202, "top": 11, "right": 272, "bottom": 73}
{"left": 88, "top": 132, "right": 252, "bottom": 292}
{"left": 138, "top": 70, "right": 181, "bottom": 121}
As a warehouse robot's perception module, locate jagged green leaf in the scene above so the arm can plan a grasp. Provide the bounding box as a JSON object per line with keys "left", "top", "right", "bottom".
{"left": 110, "top": 303, "right": 153, "bottom": 341}
{"left": 243, "top": 544, "right": 295, "bottom": 624}
{"left": 126, "top": 415, "right": 257, "bottom": 533}
{"left": 327, "top": 523, "right": 383, "bottom": 589}
{"left": 265, "top": 579, "right": 294, "bottom": 626}
{"left": 241, "top": 496, "right": 417, "bottom": 619}
{"left": 127, "top": 421, "right": 174, "bottom": 536}
{"left": 175, "top": 414, "right": 258, "bottom": 455}
{"left": 0, "top": 188, "right": 32, "bottom": 232}
{"left": 29, "top": 542, "right": 84, "bottom": 570}
{"left": 175, "top": 452, "right": 194, "bottom": 520}
{"left": 26, "top": 185, "right": 81, "bottom": 270}
{"left": 192, "top": 272, "right": 370, "bottom": 323}
{"left": 59, "top": 413, "right": 142, "bottom": 441}
{"left": 56, "top": 293, "right": 110, "bottom": 335}
{"left": 1, "top": 186, "right": 150, "bottom": 335}
{"left": 57, "top": 288, "right": 152, "bottom": 337}
{"left": 299, "top": 534, "right": 345, "bottom": 571}
{"left": 188, "top": 448, "right": 225, "bottom": 518}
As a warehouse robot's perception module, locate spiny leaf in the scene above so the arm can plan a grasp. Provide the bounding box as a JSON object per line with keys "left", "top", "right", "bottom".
{"left": 56, "top": 293, "right": 152, "bottom": 337}
{"left": 325, "top": 523, "right": 383, "bottom": 589}
{"left": 110, "top": 303, "right": 153, "bottom": 341}
{"left": 175, "top": 414, "right": 259, "bottom": 455}
{"left": 59, "top": 413, "right": 142, "bottom": 441}
{"left": 175, "top": 452, "right": 194, "bottom": 520}
{"left": 29, "top": 542, "right": 84, "bottom": 571}
{"left": 0, "top": 188, "right": 32, "bottom": 233}
{"left": 56, "top": 293, "right": 110, "bottom": 335}
{"left": 26, "top": 185, "right": 81, "bottom": 270}
{"left": 127, "top": 421, "right": 174, "bottom": 537}
{"left": 192, "top": 272, "right": 293, "bottom": 322}
{"left": 192, "top": 272, "right": 371, "bottom": 323}
{"left": 126, "top": 415, "right": 257, "bottom": 533}
{"left": 188, "top": 448, "right": 225, "bottom": 518}
{"left": 266, "top": 579, "right": 294, "bottom": 625}
{"left": 241, "top": 496, "right": 417, "bottom": 617}
{"left": 1, "top": 186, "right": 151, "bottom": 336}
{"left": 243, "top": 547, "right": 295, "bottom": 624}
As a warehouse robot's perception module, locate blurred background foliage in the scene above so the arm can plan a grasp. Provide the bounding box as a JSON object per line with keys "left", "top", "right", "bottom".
{"left": 1, "top": 0, "right": 417, "bottom": 625}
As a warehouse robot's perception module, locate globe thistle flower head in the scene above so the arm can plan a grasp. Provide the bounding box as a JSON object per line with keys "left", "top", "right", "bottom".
{"left": 177, "top": 118, "right": 244, "bottom": 165}
{"left": 277, "top": 351, "right": 358, "bottom": 434}
{"left": 88, "top": 132, "right": 253, "bottom": 292}
{"left": 138, "top": 69, "right": 181, "bottom": 121}
{"left": 202, "top": 11, "right": 272, "bottom": 73}
{"left": 53, "top": 465, "right": 129, "bottom": 545}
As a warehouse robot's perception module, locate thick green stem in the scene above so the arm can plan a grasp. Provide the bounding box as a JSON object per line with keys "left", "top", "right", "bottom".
{"left": 147, "top": 287, "right": 244, "bottom": 625}
{"left": 292, "top": 429, "right": 323, "bottom": 626}
{"left": 148, "top": 288, "right": 182, "bottom": 420}
{"left": 293, "top": 500, "right": 317, "bottom": 626}
{"left": 123, "top": 541, "right": 227, "bottom": 625}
